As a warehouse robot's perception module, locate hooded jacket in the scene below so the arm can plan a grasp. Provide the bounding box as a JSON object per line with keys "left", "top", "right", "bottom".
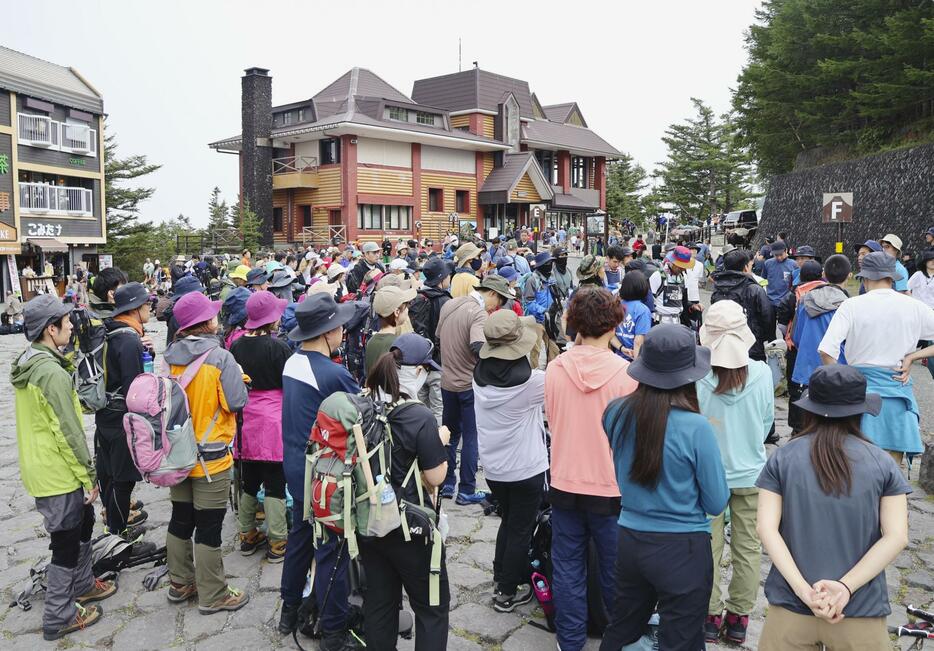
{"left": 345, "top": 257, "right": 383, "bottom": 295}
{"left": 545, "top": 345, "right": 637, "bottom": 497}
{"left": 791, "top": 283, "right": 849, "bottom": 385}
{"left": 163, "top": 335, "right": 248, "bottom": 478}
{"left": 522, "top": 270, "right": 554, "bottom": 324}
{"left": 696, "top": 361, "right": 773, "bottom": 488}
{"left": 11, "top": 344, "right": 96, "bottom": 497}
{"left": 711, "top": 270, "right": 775, "bottom": 361}
{"left": 409, "top": 285, "right": 451, "bottom": 364}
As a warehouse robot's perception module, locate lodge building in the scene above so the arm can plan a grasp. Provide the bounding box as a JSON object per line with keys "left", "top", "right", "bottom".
{"left": 210, "top": 65, "right": 621, "bottom": 247}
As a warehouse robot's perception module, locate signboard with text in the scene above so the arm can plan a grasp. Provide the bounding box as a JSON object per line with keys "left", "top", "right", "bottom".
{"left": 822, "top": 193, "right": 854, "bottom": 223}
{"left": 0, "top": 133, "right": 12, "bottom": 227}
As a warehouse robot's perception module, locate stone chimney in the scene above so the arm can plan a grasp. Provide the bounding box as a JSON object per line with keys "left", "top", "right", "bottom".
{"left": 241, "top": 67, "right": 273, "bottom": 246}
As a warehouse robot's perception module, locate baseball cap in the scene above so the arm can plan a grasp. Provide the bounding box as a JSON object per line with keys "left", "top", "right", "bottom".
{"left": 23, "top": 294, "right": 73, "bottom": 342}
{"left": 373, "top": 285, "right": 417, "bottom": 317}
{"left": 362, "top": 242, "right": 380, "bottom": 254}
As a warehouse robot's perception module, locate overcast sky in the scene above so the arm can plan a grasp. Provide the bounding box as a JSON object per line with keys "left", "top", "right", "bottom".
{"left": 10, "top": 0, "right": 763, "bottom": 227}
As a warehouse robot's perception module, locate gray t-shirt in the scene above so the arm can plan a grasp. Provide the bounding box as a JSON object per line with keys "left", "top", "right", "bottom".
{"left": 756, "top": 434, "right": 911, "bottom": 618}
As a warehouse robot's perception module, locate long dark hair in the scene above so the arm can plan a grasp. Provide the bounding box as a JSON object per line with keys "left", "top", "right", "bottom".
{"left": 366, "top": 350, "right": 403, "bottom": 402}
{"left": 610, "top": 383, "right": 700, "bottom": 487}
{"left": 799, "top": 412, "right": 865, "bottom": 497}
{"left": 712, "top": 365, "right": 748, "bottom": 395}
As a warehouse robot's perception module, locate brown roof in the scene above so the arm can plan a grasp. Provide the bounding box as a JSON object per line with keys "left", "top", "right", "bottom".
{"left": 541, "top": 102, "right": 588, "bottom": 127}
{"left": 412, "top": 68, "right": 534, "bottom": 118}
{"left": 522, "top": 120, "right": 621, "bottom": 158}
{"left": 551, "top": 187, "right": 601, "bottom": 210}
{"left": 478, "top": 153, "right": 554, "bottom": 204}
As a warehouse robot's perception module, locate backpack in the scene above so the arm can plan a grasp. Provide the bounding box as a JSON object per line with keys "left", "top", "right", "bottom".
{"left": 122, "top": 350, "right": 229, "bottom": 487}
{"left": 407, "top": 293, "right": 432, "bottom": 341}
{"left": 341, "top": 300, "right": 376, "bottom": 383}
{"left": 67, "top": 309, "right": 136, "bottom": 413}
{"left": 305, "top": 391, "right": 445, "bottom": 606}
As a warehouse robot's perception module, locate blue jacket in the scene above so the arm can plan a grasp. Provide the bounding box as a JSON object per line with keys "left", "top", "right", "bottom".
{"left": 764, "top": 257, "right": 797, "bottom": 305}
{"left": 522, "top": 271, "right": 554, "bottom": 324}
{"left": 791, "top": 284, "right": 848, "bottom": 384}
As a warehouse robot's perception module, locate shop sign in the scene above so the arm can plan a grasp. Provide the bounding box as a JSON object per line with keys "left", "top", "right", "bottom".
{"left": 5, "top": 255, "right": 21, "bottom": 298}
{"left": 69, "top": 157, "right": 86, "bottom": 167}
{"left": 0, "top": 192, "right": 8, "bottom": 213}
{"left": 0, "top": 154, "right": 8, "bottom": 175}
{"left": 0, "top": 224, "right": 19, "bottom": 255}
{"left": 99, "top": 254, "right": 113, "bottom": 269}
{"left": 26, "top": 222, "right": 63, "bottom": 237}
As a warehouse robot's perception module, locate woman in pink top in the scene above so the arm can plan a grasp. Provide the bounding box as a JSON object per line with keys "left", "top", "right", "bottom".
{"left": 544, "top": 286, "right": 638, "bottom": 651}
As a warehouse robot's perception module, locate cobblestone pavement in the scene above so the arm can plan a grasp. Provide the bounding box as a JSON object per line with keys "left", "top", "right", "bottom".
{"left": 0, "top": 300, "right": 930, "bottom": 650}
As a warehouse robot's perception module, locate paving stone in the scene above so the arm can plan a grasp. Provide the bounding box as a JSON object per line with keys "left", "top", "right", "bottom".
{"left": 110, "top": 610, "right": 180, "bottom": 650}
{"left": 0, "top": 606, "right": 42, "bottom": 635}
{"left": 222, "top": 548, "right": 264, "bottom": 578}
{"left": 447, "top": 562, "right": 493, "bottom": 590}
{"left": 227, "top": 589, "right": 280, "bottom": 630}
{"left": 458, "top": 541, "right": 497, "bottom": 570}
{"left": 181, "top": 605, "right": 227, "bottom": 640}
{"left": 502, "top": 623, "right": 558, "bottom": 651}
{"left": 449, "top": 602, "right": 522, "bottom": 641}
{"left": 906, "top": 570, "right": 934, "bottom": 591}
{"left": 66, "top": 609, "right": 128, "bottom": 646}
{"left": 189, "top": 626, "right": 270, "bottom": 650}
{"left": 447, "top": 633, "right": 485, "bottom": 651}
{"left": 259, "top": 559, "right": 284, "bottom": 591}
{"left": 474, "top": 516, "right": 501, "bottom": 543}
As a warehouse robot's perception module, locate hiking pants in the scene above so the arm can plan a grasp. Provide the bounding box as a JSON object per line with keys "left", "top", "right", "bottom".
{"left": 759, "top": 605, "right": 890, "bottom": 650}
{"left": 417, "top": 370, "right": 443, "bottom": 425}
{"left": 358, "top": 528, "right": 449, "bottom": 651}
{"left": 787, "top": 381, "right": 807, "bottom": 434}
{"left": 487, "top": 473, "right": 545, "bottom": 595}
{"left": 441, "top": 388, "right": 479, "bottom": 495}
{"left": 551, "top": 506, "right": 618, "bottom": 651}
{"left": 35, "top": 488, "right": 95, "bottom": 632}
{"left": 167, "top": 473, "right": 230, "bottom": 607}
{"left": 95, "top": 425, "right": 141, "bottom": 535}
{"left": 709, "top": 488, "right": 760, "bottom": 616}
{"left": 238, "top": 460, "right": 288, "bottom": 541}
{"left": 280, "top": 499, "right": 351, "bottom": 635}
{"left": 600, "top": 528, "right": 712, "bottom": 651}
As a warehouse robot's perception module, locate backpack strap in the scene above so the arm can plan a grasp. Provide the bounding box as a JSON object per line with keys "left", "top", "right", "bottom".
{"left": 171, "top": 349, "right": 213, "bottom": 387}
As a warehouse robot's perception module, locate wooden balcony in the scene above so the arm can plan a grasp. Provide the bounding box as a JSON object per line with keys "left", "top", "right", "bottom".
{"left": 272, "top": 156, "right": 319, "bottom": 189}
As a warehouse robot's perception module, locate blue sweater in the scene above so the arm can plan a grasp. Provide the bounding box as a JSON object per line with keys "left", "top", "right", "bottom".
{"left": 763, "top": 257, "right": 797, "bottom": 305}
{"left": 603, "top": 402, "right": 729, "bottom": 533}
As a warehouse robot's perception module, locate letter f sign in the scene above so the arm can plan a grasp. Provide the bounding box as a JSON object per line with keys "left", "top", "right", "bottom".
{"left": 831, "top": 201, "right": 843, "bottom": 221}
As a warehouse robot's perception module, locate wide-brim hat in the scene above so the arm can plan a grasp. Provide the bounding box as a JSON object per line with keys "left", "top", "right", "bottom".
{"left": 794, "top": 245, "right": 816, "bottom": 259}
{"left": 793, "top": 365, "right": 881, "bottom": 418}
{"left": 229, "top": 264, "right": 251, "bottom": 281}
{"left": 246, "top": 268, "right": 269, "bottom": 286}
{"left": 627, "top": 323, "right": 711, "bottom": 389}
{"left": 577, "top": 255, "right": 605, "bottom": 281}
{"left": 112, "top": 282, "right": 150, "bottom": 316}
{"left": 455, "top": 242, "right": 482, "bottom": 264}
{"left": 174, "top": 292, "right": 222, "bottom": 332}
{"left": 480, "top": 312, "right": 538, "bottom": 360}
{"left": 327, "top": 264, "right": 346, "bottom": 281}
{"left": 244, "top": 291, "right": 288, "bottom": 330}
{"left": 699, "top": 300, "right": 756, "bottom": 369}
{"left": 222, "top": 287, "right": 251, "bottom": 327}
{"left": 268, "top": 270, "right": 294, "bottom": 289}
{"left": 288, "top": 292, "right": 357, "bottom": 341}
{"left": 880, "top": 233, "right": 903, "bottom": 252}
{"left": 478, "top": 274, "right": 513, "bottom": 301}
{"left": 533, "top": 251, "right": 552, "bottom": 268}
{"left": 670, "top": 246, "right": 696, "bottom": 270}
{"left": 855, "top": 251, "right": 899, "bottom": 281}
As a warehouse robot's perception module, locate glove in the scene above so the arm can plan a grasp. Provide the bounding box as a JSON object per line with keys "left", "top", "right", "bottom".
{"left": 142, "top": 564, "right": 168, "bottom": 591}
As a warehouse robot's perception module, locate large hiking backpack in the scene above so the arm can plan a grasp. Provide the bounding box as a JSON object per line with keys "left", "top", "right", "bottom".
{"left": 341, "top": 301, "right": 376, "bottom": 383}
{"left": 67, "top": 308, "right": 137, "bottom": 413}
{"left": 122, "top": 351, "right": 228, "bottom": 486}
{"left": 304, "top": 391, "right": 444, "bottom": 606}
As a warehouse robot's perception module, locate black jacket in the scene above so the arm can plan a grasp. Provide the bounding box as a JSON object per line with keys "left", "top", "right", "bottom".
{"left": 710, "top": 270, "right": 775, "bottom": 361}
{"left": 345, "top": 258, "right": 384, "bottom": 295}
{"left": 409, "top": 285, "right": 451, "bottom": 364}
{"left": 95, "top": 320, "right": 150, "bottom": 431}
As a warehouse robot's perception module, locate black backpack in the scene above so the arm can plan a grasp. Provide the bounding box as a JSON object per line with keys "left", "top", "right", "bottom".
{"left": 408, "top": 293, "right": 433, "bottom": 340}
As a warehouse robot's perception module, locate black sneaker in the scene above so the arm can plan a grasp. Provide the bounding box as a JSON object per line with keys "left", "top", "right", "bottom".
{"left": 319, "top": 630, "right": 365, "bottom": 650}
{"left": 493, "top": 584, "right": 534, "bottom": 613}
{"left": 723, "top": 612, "right": 748, "bottom": 645}
{"left": 277, "top": 601, "right": 299, "bottom": 635}
{"left": 704, "top": 614, "right": 723, "bottom": 643}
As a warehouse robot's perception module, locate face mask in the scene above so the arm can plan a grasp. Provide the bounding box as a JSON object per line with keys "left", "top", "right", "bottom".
{"left": 469, "top": 258, "right": 483, "bottom": 271}
{"left": 398, "top": 365, "right": 427, "bottom": 398}
{"left": 538, "top": 262, "right": 553, "bottom": 278}
{"left": 555, "top": 258, "right": 568, "bottom": 273}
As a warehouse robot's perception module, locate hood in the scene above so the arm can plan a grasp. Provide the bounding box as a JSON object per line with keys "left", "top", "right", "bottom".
{"left": 795, "top": 279, "right": 825, "bottom": 299}
{"left": 163, "top": 335, "right": 220, "bottom": 366}
{"left": 697, "top": 360, "right": 770, "bottom": 405}
{"left": 551, "top": 345, "right": 626, "bottom": 393}
{"left": 10, "top": 344, "right": 69, "bottom": 389}
{"left": 88, "top": 292, "right": 116, "bottom": 318}
{"left": 420, "top": 286, "right": 451, "bottom": 300}
{"left": 711, "top": 270, "right": 755, "bottom": 292}
{"left": 803, "top": 284, "right": 849, "bottom": 317}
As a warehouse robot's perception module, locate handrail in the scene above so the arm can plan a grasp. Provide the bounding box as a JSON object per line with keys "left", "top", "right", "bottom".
{"left": 17, "top": 113, "right": 97, "bottom": 156}
{"left": 18, "top": 182, "right": 93, "bottom": 216}
{"left": 273, "top": 155, "right": 318, "bottom": 174}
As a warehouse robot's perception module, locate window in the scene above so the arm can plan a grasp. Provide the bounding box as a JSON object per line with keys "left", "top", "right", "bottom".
{"left": 357, "top": 204, "right": 382, "bottom": 230}
{"left": 416, "top": 111, "right": 436, "bottom": 126}
{"left": 572, "top": 156, "right": 589, "bottom": 188}
{"left": 388, "top": 106, "right": 408, "bottom": 122}
{"left": 283, "top": 112, "right": 292, "bottom": 126}
{"left": 273, "top": 207, "right": 284, "bottom": 232}
{"left": 298, "top": 109, "right": 305, "bottom": 122}
{"left": 385, "top": 205, "right": 412, "bottom": 230}
{"left": 356, "top": 205, "right": 411, "bottom": 230}
{"left": 535, "top": 150, "right": 558, "bottom": 185}
{"left": 428, "top": 188, "right": 443, "bottom": 212}
{"left": 320, "top": 138, "right": 341, "bottom": 165}
{"left": 301, "top": 205, "right": 312, "bottom": 228}
{"left": 456, "top": 190, "right": 469, "bottom": 213}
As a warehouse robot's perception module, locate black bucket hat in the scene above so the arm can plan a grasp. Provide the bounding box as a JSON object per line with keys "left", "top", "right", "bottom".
{"left": 112, "top": 282, "right": 150, "bottom": 316}
{"left": 287, "top": 292, "right": 357, "bottom": 341}
{"left": 626, "top": 323, "right": 711, "bottom": 390}
{"left": 793, "top": 365, "right": 881, "bottom": 418}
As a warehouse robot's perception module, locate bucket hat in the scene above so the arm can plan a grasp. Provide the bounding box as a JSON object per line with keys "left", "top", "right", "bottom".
{"left": 497, "top": 266, "right": 518, "bottom": 283}
{"left": 794, "top": 245, "right": 816, "bottom": 259}
{"left": 855, "top": 251, "right": 899, "bottom": 281}
{"left": 229, "top": 265, "right": 251, "bottom": 282}
{"left": 698, "top": 301, "right": 754, "bottom": 369}
{"left": 373, "top": 285, "right": 417, "bottom": 317}
{"left": 478, "top": 274, "right": 513, "bottom": 301}
{"left": 926, "top": 227, "right": 934, "bottom": 238}
{"left": 422, "top": 257, "right": 454, "bottom": 287}
{"left": 307, "top": 280, "right": 339, "bottom": 296}
{"left": 391, "top": 333, "right": 441, "bottom": 371}
{"left": 112, "top": 282, "right": 150, "bottom": 316}
{"left": 244, "top": 290, "right": 288, "bottom": 330}
{"left": 455, "top": 242, "right": 482, "bottom": 265}
{"left": 533, "top": 251, "right": 552, "bottom": 268}
{"left": 23, "top": 294, "right": 73, "bottom": 342}
{"left": 577, "top": 255, "right": 605, "bottom": 281}
{"left": 173, "top": 275, "right": 203, "bottom": 298}
{"left": 793, "top": 365, "right": 881, "bottom": 418}
{"left": 174, "top": 292, "right": 222, "bottom": 332}
{"left": 880, "top": 234, "right": 903, "bottom": 252}
{"left": 853, "top": 240, "right": 882, "bottom": 255}
{"left": 627, "top": 323, "right": 711, "bottom": 389}
{"left": 288, "top": 293, "right": 357, "bottom": 341}
{"left": 719, "top": 244, "right": 736, "bottom": 257}
{"left": 670, "top": 246, "right": 696, "bottom": 270}
{"left": 268, "top": 270, "right": 294, "bottom": 289}
{"left": 246, "top": 268, "right": 269, "bottom": 286}
{"left": 327, "top": 264, "right": 346, "bottom": 281}
{"left": 479, "top": 311, "right": 537, "bottom": 360}
{"left": 222, "top": 287, "right": 250, "bottom": 327}
{"left": 388, "top": 258, "right": 411, "bottom": 272}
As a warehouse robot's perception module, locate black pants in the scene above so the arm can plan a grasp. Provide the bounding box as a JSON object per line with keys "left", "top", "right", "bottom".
{"left": 96, "top": 426, "right": 141, "bottom": 534}
{"left": 358, "top": 529, "right": 449, "bottom": 651}
{"left": 787, "top": 381, "right": 806, "bottom": 434}
{"left": 239, "top": 460, "right": 286, "bottom": 499}
{"left": 487, "top": 472, "right": 545, "bottom": 594}
{"left": 600, "top": 527, "right": 712, "bottom": 651}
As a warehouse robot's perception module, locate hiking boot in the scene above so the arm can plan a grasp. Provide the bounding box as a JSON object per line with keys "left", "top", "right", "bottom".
{"left": 198, "top": 585, "right": 250, "bottom": 615}
{"left": 440, "top": 485, "right": 455, "bottom": 499}
{"left": 120, "top": 524, "right": 148, "bottom": 542}
{"left": 455, "top": 490, "right": 488, "bottom": 506}
{"left": 493, "top": 584, "right": 534, "bottom": 613}
{"left": 723, "top": 612, "right": 748, "bottom": 644}
{"left": 277, "top": 600, "right": 300, "bottom": 635}
{"left": 265, "top": 540, "right": 286, "bottom": 564}
{"left": 43, "top": 604, "right": 103, "bottom": 641}
{"left": 705, "top": 614, "right": 723, "bottom": 642}
{"left": 131, "top": 498, "right": 144, "bottom": 510}
{"left": 76, "top": 578, "right": 118, "bottom": 605}
{"left": 167, "top": 581, "right": 198, "bottom": 603}
{"left": 319, "top": 629, "right": 366, "bottom": 651}
{"left": 126, "top": 508, "right": 148, "bottom": 526}
{"left": 240, "top": 529, "right": 268, "bottom": 556}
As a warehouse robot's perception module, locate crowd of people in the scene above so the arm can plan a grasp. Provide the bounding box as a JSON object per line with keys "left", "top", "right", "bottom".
{"left": 8, "top": 223, "right": 931, "bottom": 650}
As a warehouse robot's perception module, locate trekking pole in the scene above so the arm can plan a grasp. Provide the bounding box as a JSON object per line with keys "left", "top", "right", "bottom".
{"left": 311, "top": 538, "right": 347, "bottom": 639}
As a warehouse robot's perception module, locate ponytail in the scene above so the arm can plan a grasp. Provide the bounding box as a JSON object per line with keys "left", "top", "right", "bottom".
{"left": 366, "top": 349, "right": 403, "bottom": 402}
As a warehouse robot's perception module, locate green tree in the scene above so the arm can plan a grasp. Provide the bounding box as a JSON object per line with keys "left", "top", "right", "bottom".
{"left": 605, "top": 154, "right": 648, "bottom": 226}
{"left": 230, "top": 199, "right": 262, "bottom": 253}
{"left": 206, "top": 186, "right": 230, "bottom": 232}
{"left": 103, "top": 128, "right": 161, "bottom": 239}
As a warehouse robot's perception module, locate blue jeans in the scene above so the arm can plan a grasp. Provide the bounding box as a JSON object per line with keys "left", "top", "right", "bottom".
{"left": 441, "top": 388, "right": 478, "bottom": 495}
{"left": 551, "top": 506, "right": 619, "bottom": 651}
{"left": 280, "top": 500, "right": 351, "bottom": 634}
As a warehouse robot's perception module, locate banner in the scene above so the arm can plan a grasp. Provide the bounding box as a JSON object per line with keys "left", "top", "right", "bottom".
{"left": 5, "top": 254, "right": 21, "bottom": 299}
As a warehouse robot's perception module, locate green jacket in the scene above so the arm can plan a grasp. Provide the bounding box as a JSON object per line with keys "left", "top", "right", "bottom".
{"left": 10, "top": 343, "right": 96, "bottom": 497}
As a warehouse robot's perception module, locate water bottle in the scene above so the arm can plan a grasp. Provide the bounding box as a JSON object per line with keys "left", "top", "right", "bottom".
{"left": 376, "top": 475, "right": 395, "bottom": 504}
{"left": 530, "top": 559, "right": 541, "bottom": 570}
{"left": 367, "top": 474, "right": 401, "bottom": 537}
{"left": 531, "top": 572, "right": 555, "bottom": 618}
{"left": 142, "top": 351, "right": 154, "bottom": 374}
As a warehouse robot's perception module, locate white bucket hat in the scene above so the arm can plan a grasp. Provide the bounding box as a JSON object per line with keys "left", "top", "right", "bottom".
{"left": 698, "top": 300, "right": 755, "bottom": 369}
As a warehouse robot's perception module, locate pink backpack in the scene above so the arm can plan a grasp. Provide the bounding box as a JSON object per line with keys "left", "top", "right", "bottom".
{"left": 122, "top": 351, "right": 227, "bottom": 486}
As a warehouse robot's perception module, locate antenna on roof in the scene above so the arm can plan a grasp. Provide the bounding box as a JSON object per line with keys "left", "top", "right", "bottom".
{"left": 473, "top": 60, "right": 479, "bottom": 69}
{"left": 458, "top": 38, "right": 462, "bottom": 72}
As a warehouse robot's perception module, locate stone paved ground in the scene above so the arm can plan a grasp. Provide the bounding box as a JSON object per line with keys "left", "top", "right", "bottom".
{"left": 0, "top": 281, "right": 930, "bottom": 649}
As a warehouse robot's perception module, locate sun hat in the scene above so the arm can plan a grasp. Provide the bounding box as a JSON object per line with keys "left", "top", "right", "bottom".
{"left": 265, "top": 260, "right": 285, "bottom": 274}
{"left": 246, "top": 268, "right": 269, "bottom": 286}
{"left": 577, "top": 255, "right": 605, "bottom": 281}
{"left": 288, "top": 292, "right": 357, "bottom": 341}
{"left": 352, "top": 250, "right": 362, "bottom": 259}
{"left": 698, "top": 301, "right": 755, "bottom": 370}
{"left": 794, "top": 245, "right": 816, "bottom": 259}
{"left": 222, "top": 287, "right": 251, "bottom": 327}
{"left": 478, "top": 274, "right": 513, "bottom": 301}
{"left": 389, "top": 258, "right": 410, "bottom": 272}
{"left": 327, "top": 264, "right": 346, "bottom": 281}
{"left": 362, "top": 241, "right": 380, "bottom": 254}
{"left": 926, "top": 227, "right": 934, "bottom": 238}
{"left": 627, "top": 323, "right": 711, "bottom": 390}
{"left": 533, "top": 251, "right": 552, "bottom": 268}
{"left": 670, "top": 246, "right": 696, "bottom": 270}
{"left": 853, "top": 240, "right": 882, "bottom": 254}
{"left": 455, "top": 242, "right": 482, "bottom": 265}
{"left": 244, "top": 290, "right": 288, "bottom": 330}
{"left": 268, "top": 270, "right": 294, "bottom": 289}
{"left": 855, "top": 251, "right": 899, "bottom": 281}
{"left": 422, "top": 257, "right": 454, "bottom": 287}
{"left": 479, "top": 310, "right": 538, "bottom": 360}
{"left": 719, "top": 243, "right": 736, "bottom": 256}
{"left": 229, "top": 265, "right": 251, "bottom": 282}
{"left": 112, "top": 282, "right": 150, "bottom": 317}
{"left": 391, "top": 333, "right": 441, "bottom": 371}
{"left": 373, "top": 285, "right": 417, "bottom": 317}
{"left": 497, "top": 266, "right": 518, "bottom": 283}
{"left": 173, "top": 291, "right": 222, "bottom": 332}
{"left": 23, "top": 294, "right": 73, "bottom": 342}
{"left": 226, "top": 260, "right": 240, "bottom": 273}
{"left": 793, "top": 365, "right": 881, "bottom": 418}
{"left": 307, "top": 280, "right": 339, "bottom": 296}
{"left": 172, "top": 275, "right": 203, "bottom": 298}
{"left": 880, "top": 234, "right": 903, "bottom": 252}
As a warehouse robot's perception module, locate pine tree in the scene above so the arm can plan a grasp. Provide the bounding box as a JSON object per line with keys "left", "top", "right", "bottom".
{"left": 103, "top": 126, "right": 161, "bottom": 239}
{"left": 605, "top": 154, "right": 648, "bottom": 226}
{"left": 206, "top": 186, "right": 230, "bottom": 232}
{"left": 230, "top": 199, "right": 262, "bottom": 253}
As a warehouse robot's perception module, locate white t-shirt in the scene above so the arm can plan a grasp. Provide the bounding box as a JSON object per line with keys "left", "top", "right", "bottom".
{"left": 908, "top": 271, "right": 934, "bottom": 309}
{"left": 818, "top": 288, "right": 934, "bottom": 367}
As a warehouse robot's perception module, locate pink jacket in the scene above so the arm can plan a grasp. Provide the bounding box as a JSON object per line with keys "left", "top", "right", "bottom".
{"left": 545, "top": 345, "right": 638, "bottom": 497}
{"left": 234, "top": 388, "right": 284, "bottom": 462}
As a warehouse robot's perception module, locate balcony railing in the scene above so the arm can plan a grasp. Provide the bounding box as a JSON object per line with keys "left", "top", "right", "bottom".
{"left": 17, "top": 114, "right": 97, "bottom": 157}
{"left": 273, "top": 155, "right": 318, "bottom": 174}
{"left": 272, "top": 155, "right": 319, "bottom": 190}
{"left": 19, "top": 182, "right": 94, "bottom": 217}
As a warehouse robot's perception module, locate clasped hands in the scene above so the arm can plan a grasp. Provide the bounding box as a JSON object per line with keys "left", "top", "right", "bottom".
{"left": 797, "top": 579, "right": 851, "bottom": 623}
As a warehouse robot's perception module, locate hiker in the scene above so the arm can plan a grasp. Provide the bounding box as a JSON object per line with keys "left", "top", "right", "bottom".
{"left": 854, "top": 240, "right": 883, "bottom": 295}
{"left": 229, "top": 291, "right": 292, "bottom": 563}
{"left": 451, "top": 242, "right": 483, "bottom": 298}
{"left": 600, "top": 324, "right": 729, "bottom": 651}
{"left": 13, "top": 295, "right": 118, "bottom": 640}
{"left": 545, "top": 287, "right": 637, "bottom": 651}
{"left": 697, "top": 301, "right": 774, "bottom": 645}
{"left": 790, "top": 245, "right": 817, "bottom": 287}
{"left": 756, "top": 365, "right": 910, "bottom": 649}
{"left": 523, "top": 250, "right": 560, "bottom": 369}
{"left": 551, "top": 246, "right": 574, "bottom": 298}
{"left": 656, "top": 246, "right": 701, "bottom": 328}
{"left": 245, "top": 268, "right": 269, "bottom": 293}
{"left": 711, "top": 249, "right": 774, "bottom": 361}
{"left": 408, "top": 257, "right": 453, "bottom": 424}
{"left": 880, "top": 234, "right": 910, "bottom": 293}
{"left": 908, "top": 250, "right": 934, "bottom": 380}
{"left": 506, "top": 239, "right": 531, "bottom": 276}
{"left": 763, "top": 241, "right": 797, "bottom": 306}
{"left": 436, "top": 275, "right": 512, "bottom": 505}
{"left": 161, "top": 275, "right": 203, "bottom": 345}
{"left": 278, "top": 293, "right": 361, "bottom": 649}
{"left": 346, "top": 242, "right": 384, "bottom": 295}
{"left": 162, "top": 292, "right": 250, "bottom": 614}
{"left": 613, "top": 271, "right": 652, "bottom": 361}
{"left": 365, "top": 285, "right": 417, "bottom": 374}
{"left": 604, "top": 246, "right": 627, "bottom": 294}
{"left": 473, "top": 310, "right": 547, "bottom": 613}
{"left": 819, "top": 251, "right": 934, "bottom": 465}
{"left": 87, "top": 266, "right": 127, "bottom": 319}
{"left": 221, "top": 286, "right": 250, "bottom": 349}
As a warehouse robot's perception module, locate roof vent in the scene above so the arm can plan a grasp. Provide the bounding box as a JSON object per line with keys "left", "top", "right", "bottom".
{"left": 243, "top": 67, "right": 270, "bottom": 77}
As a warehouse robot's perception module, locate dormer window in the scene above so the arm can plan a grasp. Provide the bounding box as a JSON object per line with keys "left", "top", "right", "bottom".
{"left": 416, "top": 111, "right": 436, "bottom": 126}
{"left": 388, "top": 106, "right": 407, "bottom": 122}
